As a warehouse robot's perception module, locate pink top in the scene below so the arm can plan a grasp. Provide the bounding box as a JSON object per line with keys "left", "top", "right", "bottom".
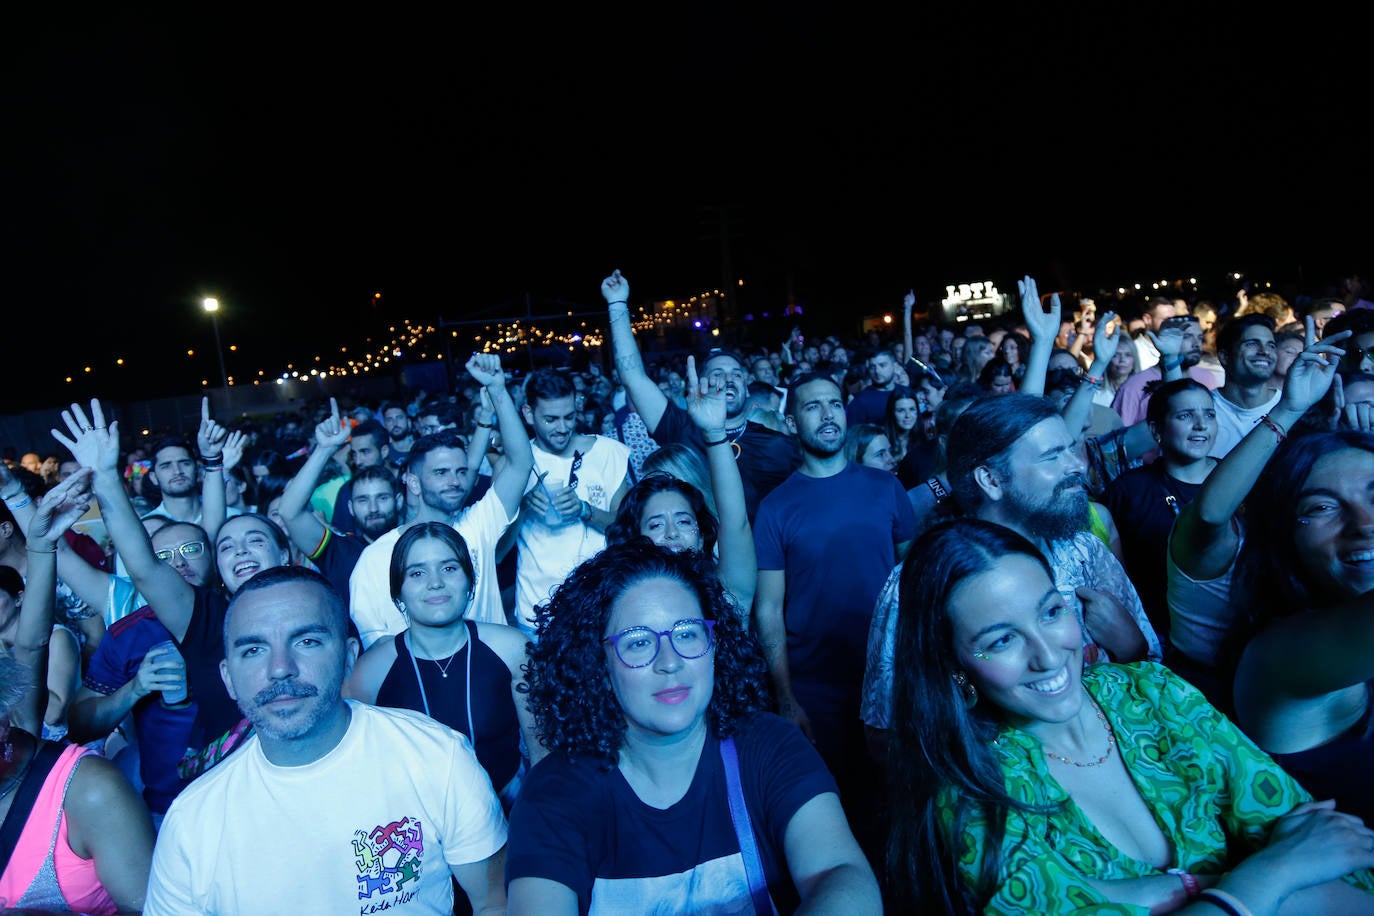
{"left": 0, "top": 743, "right": 117, "bottom": 915}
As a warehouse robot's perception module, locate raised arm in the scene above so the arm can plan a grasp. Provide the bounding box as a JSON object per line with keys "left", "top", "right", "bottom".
{"left": 463, "top": 387, "right": 497, "bottom": 498}
{"left": 279, "top": 397, "right": 351, "bottom": 555}
{"left": 1061, "top": 309, "right": 1120, "bottom": 436}
{"left": 54, "top": 400, "right": 196, "bottom": 642}
{"left": 11, "top": 471, "right": 95, "bottom": 734}
{"left": 684, "top": 356, "right": 757, "bottom": 612}
{"left": 1175, "top": 322, "right": 1347, "bottom": 581}
{"left": 0, "top": 460, "right": 112, "bottom": 619}
{"left": 1016, "top": 274, "right": 1061, "bottom": 397}
{"left": 468, "top": 353, "right": 533, "bottom": 519}
{"left": 1148, "top": 325, "right": 1188, "bottom": 383}
{"left": 603, "top": 269, "right": 669, "bottom": 433}
{"left": 197, "top": 396, "right": 229, "bottom": 541}
{"left": 901, "top": 289, "right": 916, "bottom": 368}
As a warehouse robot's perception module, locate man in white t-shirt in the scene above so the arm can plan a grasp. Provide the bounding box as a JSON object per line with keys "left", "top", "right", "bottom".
{"left": 1210, "top": 314, "right": 1282, "bottom": 458}
{"left": 514, "top": 370, "right": 630, "bottom": 633}
{"left": 349, "top": 354, "right": 533, "bottom": 647}
{"left": 145, "top": 566, "right": 507, "bottom": 916}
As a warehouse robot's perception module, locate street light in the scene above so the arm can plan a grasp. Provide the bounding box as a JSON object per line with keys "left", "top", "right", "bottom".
{"left": 202, "top": 297, "right": 230, "bottom": 404}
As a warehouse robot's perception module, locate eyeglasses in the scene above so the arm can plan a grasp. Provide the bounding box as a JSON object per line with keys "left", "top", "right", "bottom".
{"left": 416, "top": 423, "right": 443, "bottom": 436}
{"left": 603, "top": 618, "right": 716, "bottom": 668}
{"left": 155, "top": 541, "right": 205, "bottom": 562}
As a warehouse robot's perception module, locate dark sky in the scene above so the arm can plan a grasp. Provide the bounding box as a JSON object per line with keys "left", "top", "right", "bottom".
{"left": 2, "top": 7, "right": 1364, "bottom": 412}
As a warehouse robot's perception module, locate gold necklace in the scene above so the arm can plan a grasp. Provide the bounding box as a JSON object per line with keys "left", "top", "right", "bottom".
{"left": 1042, "top": 696, "right": 1116, "bottom": 768}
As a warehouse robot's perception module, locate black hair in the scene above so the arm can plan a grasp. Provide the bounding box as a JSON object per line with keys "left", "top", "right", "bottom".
{"left": 887, "top": 519, "right": 1058, "bottom": 913}
{"left": 405, "top": 429, "right": 468, "bottom": 475}
{"left": 1216, "top": 313, "right": 1276, "bottom": 362}
{"left": 607, "top": 475, "right": 720, "bottom": 558}
{"left": 350, "top": 419, "right": 388, "bottom": 448}
{"left": 945, "top": 394, "right": 1059, "bottom": 512}
{"left": 389, "top": 522, "right": 475, "bottom": 601}
{"left": 784, "top": 373, "right": 843, "bottom": 419}
{"left": 1143, "top": 378, "right": 1213, "bottom": 433}
{"left": 1237, "top": 430, "right": 1374, "bottom": 628}
{"left": 150, "top": 436, "right": 198, "bottom": 465}
{"left": 224, "top": 565, "right": 348, "bottom": 643}
{"left": 523, "top": 540, "right": 769, "bottom": 768}
{"left": 523, "top": 369, "right": 576, "bottom": 406}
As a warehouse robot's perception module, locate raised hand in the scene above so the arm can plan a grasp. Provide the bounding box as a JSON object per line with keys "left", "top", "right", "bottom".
{"left": 222, "top": 429, "right": 248, "bottom": 471}
{"left": 1089, "top": 311, "right": 1121, "bottom": 366}
{"left": 196, "top": 396, "right": 229, "bottom": 460}
{"left": 1279, "top": 319, "right": 1348, "bottom": 417}
{"left": 684, "top": 355, "right": 727, "bottom": 437}
{"left": 1018, "top": 275, "right": 1062, "bottom": 346}
{"left": 465, "top": 352, "right": 505, "bottom": 388}
{"left": 601, "top": 269, "right": 630, "bottom": 306}
{"left": 902, "top": 289, "right": 916, "bottom": 311}
{"left": 1146, "top": 326, "right": 1184, "bottom": 361}
{"left": 52, "top": 400, "right": 119, "bottom": 473}
{"left": 27, "top": 467, "right": 95, "bottom": 547}
{"left": 313, "top": 397, "right": 351, "bottom": 452}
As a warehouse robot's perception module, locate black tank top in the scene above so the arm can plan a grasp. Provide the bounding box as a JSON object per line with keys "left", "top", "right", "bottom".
{"left": 377, "top": 621, "right": 521, "bottom": 790}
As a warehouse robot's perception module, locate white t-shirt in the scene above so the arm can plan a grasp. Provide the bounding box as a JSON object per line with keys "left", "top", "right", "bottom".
{"left": 145, "top": 702, "right": 507, "bottom": 916}
{"left": 349, "top": 487, "right": 513, "bottom": 649}
{"left": 1210, "top": 388, "right": 1282, "bottom": 458}
{"left": 515, "top": 437, "right": 630, "bottom": 632}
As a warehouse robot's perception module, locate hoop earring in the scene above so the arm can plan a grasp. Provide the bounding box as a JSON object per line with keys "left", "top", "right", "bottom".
{"left": 953, "top": 671, "right": 978, "bottom": 709}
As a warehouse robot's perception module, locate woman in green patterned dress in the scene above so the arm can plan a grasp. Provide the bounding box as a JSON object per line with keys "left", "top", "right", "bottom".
{"left": 886, "top": 518, "right": 1374, "bottom": 915}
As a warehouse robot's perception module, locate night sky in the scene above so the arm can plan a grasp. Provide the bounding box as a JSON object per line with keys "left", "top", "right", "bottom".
{"left": 3, "top": 7, "right": 1364, "bottom": 414}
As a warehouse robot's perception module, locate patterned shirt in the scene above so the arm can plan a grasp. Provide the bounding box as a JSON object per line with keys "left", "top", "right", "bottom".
{"left": 945, "top": 663, "right": 1374, "bottom": 913}
{"left": 861, "top": 532, "right": 1160, "bottom": 730}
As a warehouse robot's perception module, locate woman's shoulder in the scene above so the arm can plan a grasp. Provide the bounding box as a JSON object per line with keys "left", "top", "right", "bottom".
{"left": 1087, "top": 661, "right": 1210, "bottom": 718}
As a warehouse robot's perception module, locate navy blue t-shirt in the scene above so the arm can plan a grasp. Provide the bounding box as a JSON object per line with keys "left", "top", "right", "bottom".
{"left": 83, "top": 607, "right": 196, "bottom": 813}
{"left": 506, "top": 713, "right": 836, "bottom": 915}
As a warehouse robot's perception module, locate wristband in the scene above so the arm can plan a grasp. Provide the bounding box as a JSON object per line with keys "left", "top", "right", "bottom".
{"left": 4, "top": 494, "right": 31, "bottom": 510}
{"left": 476, "top": 421, "right": 495, "bottom": 429}
{"left": 204, "top": 466, "right": 224, "bottom": 473}
{"left": 703, "top": 434, "right": 730, "bottom": 447}
{"left": 26, "top": 544, "right": 56, "bottom": 554}
{"left": 1166, "top": 868, "right": 1200, "bottom": 899}
{"left": 606, "top": 300, "right": 629, "bottom": 306}
{"left": 201, "top": 458, "right": 225, "bottom": 469}
{"left": 1257, "top": 414, "right": 1286, "bottom": 442}
{"left": 1082, "top": 373, "right": 1104, "bottom": 387}
{"left": 1196, "top": 888, "right": 1251, "bottom": 916}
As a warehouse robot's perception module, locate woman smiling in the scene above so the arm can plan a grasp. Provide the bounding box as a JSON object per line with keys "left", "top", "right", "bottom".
{"left": 887, "top": 518, "right": 1374, "bottom": 915}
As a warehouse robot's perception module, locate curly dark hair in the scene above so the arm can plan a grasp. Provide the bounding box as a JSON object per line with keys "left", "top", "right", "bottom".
{"left": 523, "top": 539, "right": 769, "bottom": 768}
{"left": 606, "top": 475, "right": 720, "bottom": 558}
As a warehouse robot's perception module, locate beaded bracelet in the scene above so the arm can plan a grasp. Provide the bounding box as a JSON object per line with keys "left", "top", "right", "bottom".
{"left": 1166, "top": 868, "right": 1200, "bottom": 899}
{"left": 1082, "top": 373, "right": 1105, "bottom": 387}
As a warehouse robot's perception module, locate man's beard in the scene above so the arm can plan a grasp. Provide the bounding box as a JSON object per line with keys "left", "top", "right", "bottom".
{"left": 357, "top": 511, "right": 398, "bottom": 541}
{"left": 1004, "top": 474, "right": 1090, "bottom": 543}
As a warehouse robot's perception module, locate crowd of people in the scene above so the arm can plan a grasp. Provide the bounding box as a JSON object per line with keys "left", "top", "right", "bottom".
{"left": 0, "top": 267, "right": 1370, "bottom": 914}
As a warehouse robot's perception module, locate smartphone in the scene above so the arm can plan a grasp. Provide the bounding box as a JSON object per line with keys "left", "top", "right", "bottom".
{"left": 1160, "top": 316, "right": 1192, "bottom": 333}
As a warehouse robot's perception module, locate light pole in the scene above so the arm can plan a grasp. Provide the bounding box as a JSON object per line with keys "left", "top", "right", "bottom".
{"left": 202, "top": 297, "right": 230, "bottom": 407}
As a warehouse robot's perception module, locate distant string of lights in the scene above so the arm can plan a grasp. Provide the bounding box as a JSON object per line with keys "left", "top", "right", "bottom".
{"left": 62, "top": 275, "right": 1279, "bottom": 390}
{"left": 60, "top": 287, "right": 734, "bottom": 390}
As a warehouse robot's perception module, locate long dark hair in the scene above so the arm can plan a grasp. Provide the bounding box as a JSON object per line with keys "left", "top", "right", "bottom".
{"left": 606, "top": 474, "right": 720, "bottom": 558}
{"left": 887, "top": 518, "right": 1056, "bottom": 913}
{"left": 1237, "top": 430, "right": 1374, "bottom": 629}
{"left": 884, "top": 386, "right": 920, "bottom": 459}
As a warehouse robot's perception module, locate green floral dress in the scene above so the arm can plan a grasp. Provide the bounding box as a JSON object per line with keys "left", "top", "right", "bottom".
{"left": 943, "top": 662, "right": 1374, "bottom": 913}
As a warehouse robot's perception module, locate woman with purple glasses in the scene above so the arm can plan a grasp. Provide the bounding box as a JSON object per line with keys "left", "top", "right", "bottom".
{"left": 505, "top": 540, "right": 878, "bottom": 915}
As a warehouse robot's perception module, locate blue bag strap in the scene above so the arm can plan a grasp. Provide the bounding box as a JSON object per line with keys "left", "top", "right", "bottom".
{"left": 720, "top": 736, "right": 774, "bottom": 916}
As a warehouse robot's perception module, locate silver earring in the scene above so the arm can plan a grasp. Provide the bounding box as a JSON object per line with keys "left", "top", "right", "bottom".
{"left": 953, "top": 671, "right": 978, "bottom": 708}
